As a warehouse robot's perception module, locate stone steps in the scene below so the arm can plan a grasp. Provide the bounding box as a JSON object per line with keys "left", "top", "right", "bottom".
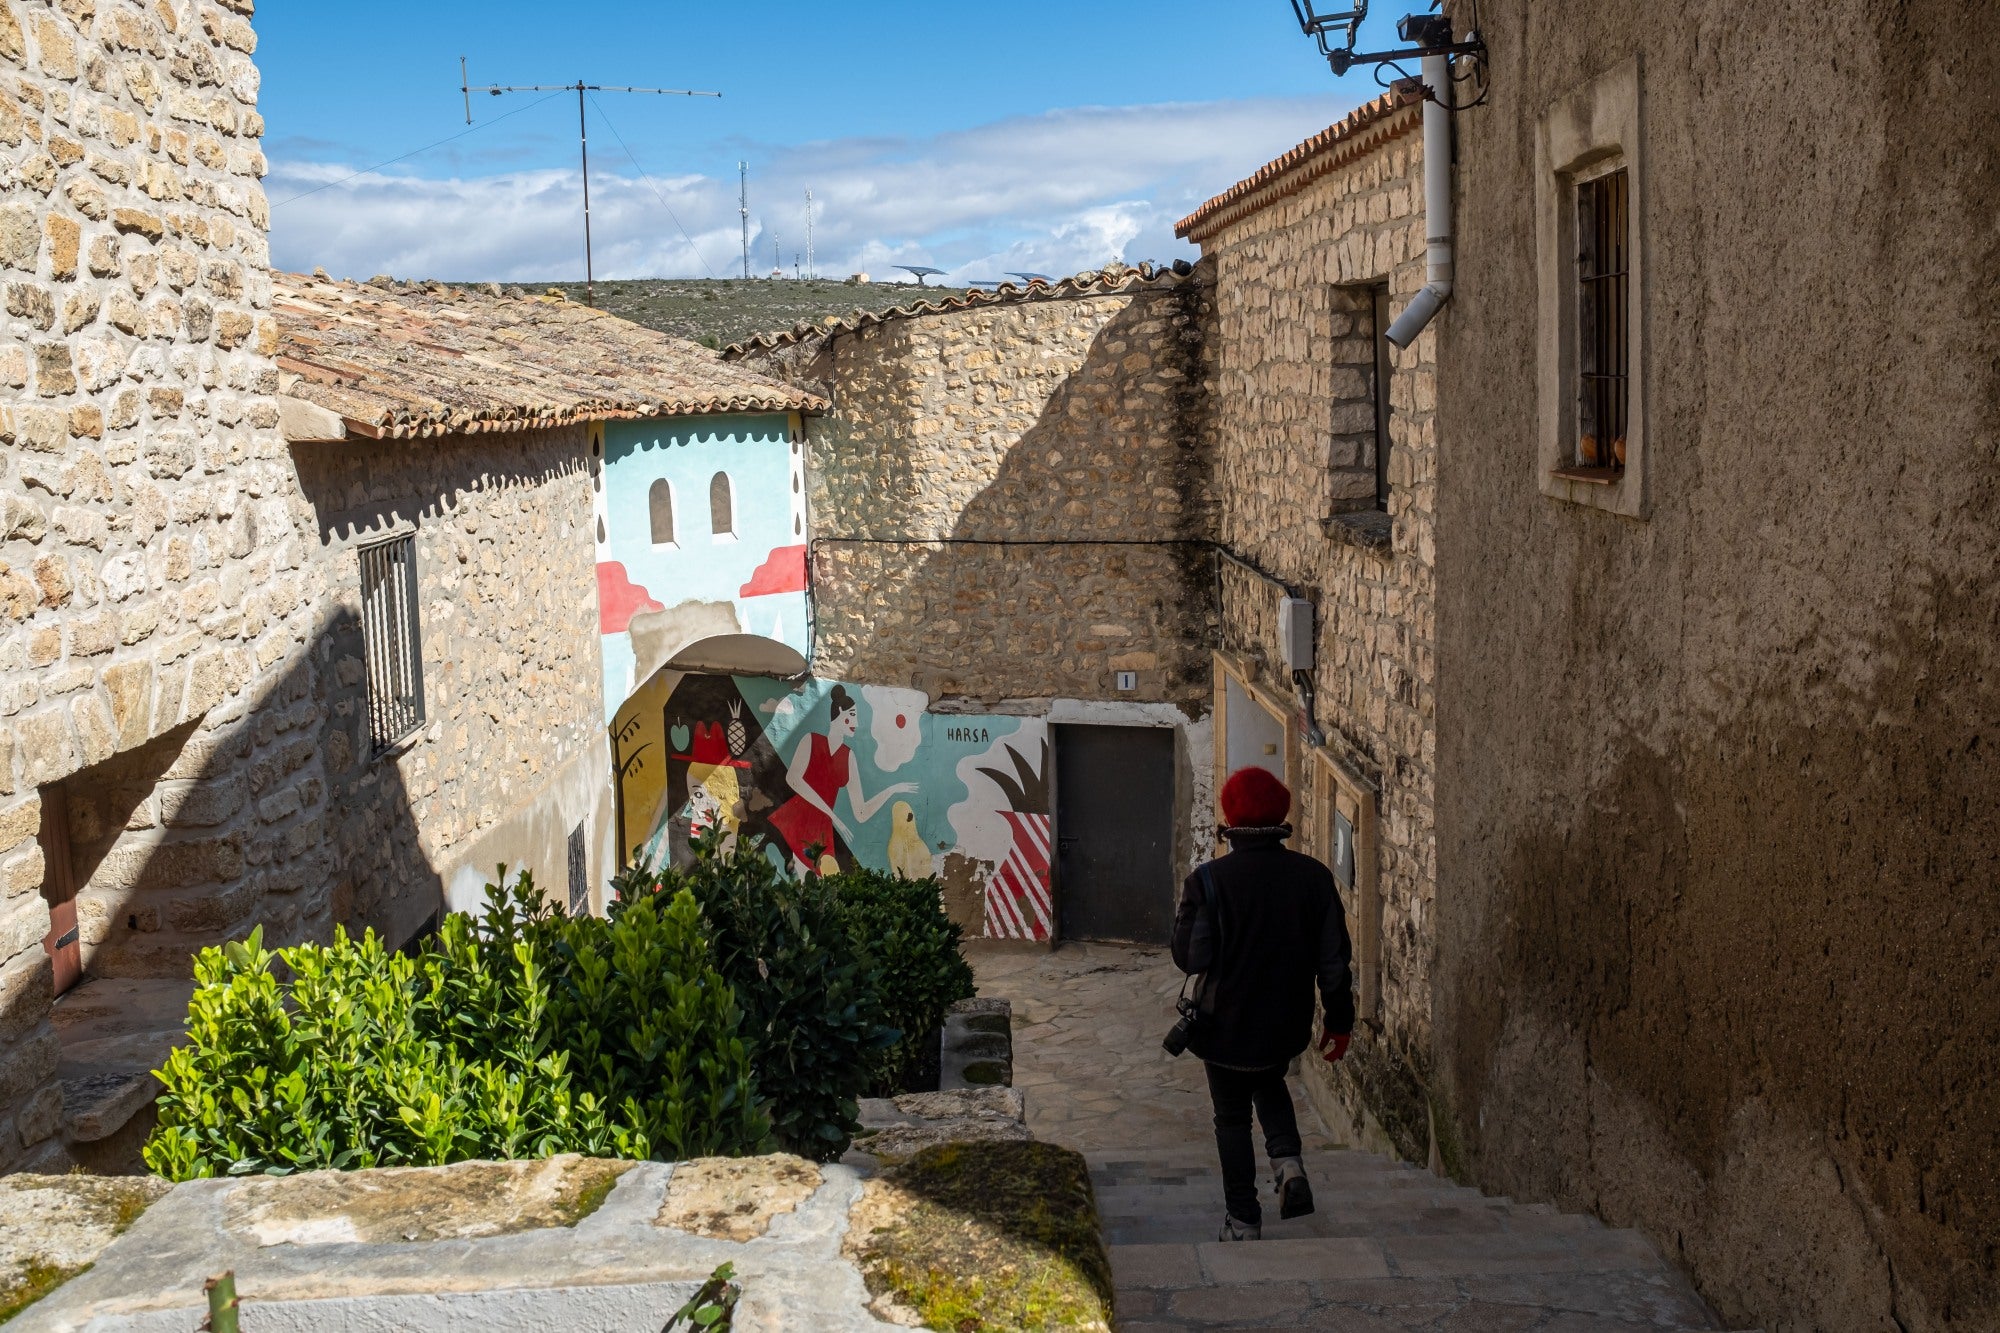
{"left": 1087, "top": 1143, "right": 1738, "bottom": 1331}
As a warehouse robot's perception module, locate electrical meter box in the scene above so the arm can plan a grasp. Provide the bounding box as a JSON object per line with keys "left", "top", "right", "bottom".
{"left": 1277, "top": 596, "right": 1315, "bottom": 673}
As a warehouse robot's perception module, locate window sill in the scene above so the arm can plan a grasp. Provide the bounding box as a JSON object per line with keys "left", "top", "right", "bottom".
{"left": 1320, "top": 510, "right": 1393, "bottom": 554}
{"left": 1549, "top": 465, "right": 1624, "bottom": 486}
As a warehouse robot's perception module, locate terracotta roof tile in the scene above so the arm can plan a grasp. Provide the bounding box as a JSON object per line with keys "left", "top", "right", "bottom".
{"left": 274, "top": 272, "right": 825, "bottom": 441}
{"left": 721, "top": 261, "right": 1198, "bottom": 358}
{"left": 1175, "top": 87, "right": 1424, "bottom": 244}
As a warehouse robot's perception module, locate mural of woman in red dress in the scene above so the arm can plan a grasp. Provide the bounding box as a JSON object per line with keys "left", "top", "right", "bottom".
{"left": 767, "top": 685, "right": 916, "bottom": 876}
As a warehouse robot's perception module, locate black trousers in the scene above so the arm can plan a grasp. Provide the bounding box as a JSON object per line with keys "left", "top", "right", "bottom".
{"left": 1203, "top": 1061, "right": 1302, "bottom": 1225}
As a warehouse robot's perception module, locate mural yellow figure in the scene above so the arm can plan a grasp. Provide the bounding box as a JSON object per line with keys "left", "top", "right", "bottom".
{"left": 887, "top": 800, "right": 934, "bottom": 880}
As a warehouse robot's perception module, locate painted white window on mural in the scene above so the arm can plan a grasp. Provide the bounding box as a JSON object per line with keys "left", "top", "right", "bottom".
{"left": 648, "top": 478, "right": 676, "bottom": 546}
{"left": 709, "top": 471, "right": 735, "bottom": 540}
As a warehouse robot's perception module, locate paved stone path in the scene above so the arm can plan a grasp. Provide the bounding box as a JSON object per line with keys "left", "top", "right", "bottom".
{"left": 970, "top": 942, "right": 1736, "bottom": 1332}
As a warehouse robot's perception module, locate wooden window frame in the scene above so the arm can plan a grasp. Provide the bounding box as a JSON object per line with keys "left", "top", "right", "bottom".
{"left": 1307, "top": 749, "right": 1381, "bottom": 1027}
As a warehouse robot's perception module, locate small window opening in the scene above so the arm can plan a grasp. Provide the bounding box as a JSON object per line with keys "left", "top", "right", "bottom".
{"left": 1577, "top": 168, "right": 1630, "bottom": 473}
{"left": 359, "top": 533, "right": 425, "bottom": 751}
{"left": 709, "top": 471, "right": 734, "bottom": 537}
{"left": 567, "top": 822, "right": 589, "bottom": 916}
{"left": 648, "top": 478, "right": 676, "bottom": 545}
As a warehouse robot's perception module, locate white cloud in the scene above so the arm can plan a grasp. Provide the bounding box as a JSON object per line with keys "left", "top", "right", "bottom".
{"left": 268, "top": 93, "right": 1362, "bottom": 284}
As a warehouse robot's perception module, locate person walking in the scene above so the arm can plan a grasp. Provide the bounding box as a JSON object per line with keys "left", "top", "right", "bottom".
{"left": 1171, "top": 766, "right": 1355, "bottom": 1241}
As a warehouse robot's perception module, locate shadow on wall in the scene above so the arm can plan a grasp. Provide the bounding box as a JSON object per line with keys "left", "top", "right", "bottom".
{"left": 288, "top": 431, "right": 604, "bottom": 948}
{"left": 9, "top": 607, "right": 436, "bottom": 1172}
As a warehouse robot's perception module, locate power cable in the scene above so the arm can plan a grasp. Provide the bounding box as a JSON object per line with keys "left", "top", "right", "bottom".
{"left": 586, "top": 92, "right": 718, "bottom": 279}
{"left": 270, "top": 90, "right": 566, "bottom": 209}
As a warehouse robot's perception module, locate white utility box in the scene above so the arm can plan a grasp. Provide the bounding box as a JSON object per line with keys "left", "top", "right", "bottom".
{"left": 1277, "top": 596, "right": 1315, "bottom": 672}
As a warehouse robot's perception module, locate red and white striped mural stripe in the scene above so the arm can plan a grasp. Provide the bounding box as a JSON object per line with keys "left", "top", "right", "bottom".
{"left": 986, "top": 811, "right": 1053, "bottom": 941}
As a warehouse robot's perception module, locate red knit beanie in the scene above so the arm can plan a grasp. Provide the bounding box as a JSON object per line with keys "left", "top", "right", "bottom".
{"left": 1220, "top": 767, "right": 1291, "bottom": 828}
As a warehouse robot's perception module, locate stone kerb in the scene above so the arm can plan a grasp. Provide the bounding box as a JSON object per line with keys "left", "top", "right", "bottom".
{"left": 12, "top": 1154, "right": 891, "bottom": 1331}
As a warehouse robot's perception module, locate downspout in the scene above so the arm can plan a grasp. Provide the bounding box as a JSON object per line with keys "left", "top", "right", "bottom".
{"left": 1385, "top": 49, "right": 1454, "bottom": 349}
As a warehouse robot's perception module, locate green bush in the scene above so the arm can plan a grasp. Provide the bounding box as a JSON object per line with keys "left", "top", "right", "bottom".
{"left": 615, "top": 832, "right": 894, "bottom": 1162}
{"left": 822, "top": 866, "right": 976, "bottom": 1096}
{"left": 144, "top": 875, "right": 766, "bottom": 1181}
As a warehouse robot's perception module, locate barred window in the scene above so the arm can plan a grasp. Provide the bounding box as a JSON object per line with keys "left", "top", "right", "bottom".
{"left": 1576, "top": 168, "right": 1630, "bottom": 473}
{"left": 359, "top": 533, "right": 424, "bottom": 751}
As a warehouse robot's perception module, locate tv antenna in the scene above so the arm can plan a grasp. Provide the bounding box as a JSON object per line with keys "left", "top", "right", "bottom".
{"left": 460, "top": 58, "right": 720, "bottom": 307}
{"left": 738, "top": 162, "right": 750, "bottom": 280}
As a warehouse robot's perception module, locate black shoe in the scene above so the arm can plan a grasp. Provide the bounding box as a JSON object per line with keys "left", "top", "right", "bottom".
{"left": 1273, "top": 1156, "right": 1314, "bottom": 1220}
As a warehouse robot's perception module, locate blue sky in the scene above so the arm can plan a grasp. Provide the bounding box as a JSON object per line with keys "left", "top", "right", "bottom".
{"left": 258, "top": 2, "right": 1412, "bottom": 283}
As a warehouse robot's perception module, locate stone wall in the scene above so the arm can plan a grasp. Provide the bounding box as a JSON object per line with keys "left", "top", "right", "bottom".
{"left": 743, "top": 276, "right": 1215, "bottom": 714}
{"left": 1433, "top": 2, "right": 2000, "bottom": 1329}
{"left": 293, "top": 426, "right": 610, "bottom": 943}
{"left": 0, "top": 0, "right": 324, "bottom": 1169}
{"left": 1191, "top": 104, "right": 1439, "bottom": 1159}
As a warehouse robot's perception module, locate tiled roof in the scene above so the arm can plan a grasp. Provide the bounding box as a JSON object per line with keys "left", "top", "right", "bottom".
{"left": 274, "top": 272, "right": 825, "bottom": 441}
{"left": 722, "top": 261, "right": 1198, "bottom": 358}
{"left": 1175, "top": 86, "right": 1424, "bottom": 244}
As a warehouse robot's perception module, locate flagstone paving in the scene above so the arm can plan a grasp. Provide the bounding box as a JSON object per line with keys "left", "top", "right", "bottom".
{"left": 969, "top": 942, "right": 1739, "bottom": 1332}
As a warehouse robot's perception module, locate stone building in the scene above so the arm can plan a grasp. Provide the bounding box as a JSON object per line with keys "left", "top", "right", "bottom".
{"left": 1424, "top": 3, "right": 2000, "bottom": 1329}
{"left": 272, "top": 272, "right": 819, "bottom": 940}
{"left": 729, "top": 268, "right": 1218, "bottom": 943}
{"left": 0, "top": 0, "right": 309, "bottom": 1172}
{"left": 1174, "top": 87, "right": 1439, "bottom": 1162}
{"left": 0, "top": 0, "right": 819, "bottom": 1169}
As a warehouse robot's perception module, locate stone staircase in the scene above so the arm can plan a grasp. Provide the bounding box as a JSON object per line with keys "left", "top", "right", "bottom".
{"left": 1092, "top": 1144, "right": 1736, "bottom": 1331}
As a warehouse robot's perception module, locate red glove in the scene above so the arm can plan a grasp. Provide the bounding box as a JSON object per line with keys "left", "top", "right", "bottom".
{"left": 1318, "top": 1030, "right": 1351, "bottom": 1064}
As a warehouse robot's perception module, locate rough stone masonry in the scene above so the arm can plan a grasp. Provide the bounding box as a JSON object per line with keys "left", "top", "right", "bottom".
{"left": 0, "top": 0, "right": 331, "bottom": 1171}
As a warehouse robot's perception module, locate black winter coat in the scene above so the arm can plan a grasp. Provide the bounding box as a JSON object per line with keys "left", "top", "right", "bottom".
{"left": 1170, "top": 826, "right": 1355, "bottom": 1071}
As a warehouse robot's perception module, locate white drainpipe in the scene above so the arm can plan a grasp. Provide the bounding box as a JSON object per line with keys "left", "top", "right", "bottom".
{"left": 1385, "top": 49, "right": 1454, "bottom": 349}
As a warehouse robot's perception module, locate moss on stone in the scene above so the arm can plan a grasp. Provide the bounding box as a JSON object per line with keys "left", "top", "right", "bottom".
{"left": 0, "top": 1259, "right": 91, "bottom": 1325}
{"left": 0, "top": 1173, "right": 171, "bottom": 1323}
{"left": 845, "top": 1140, "right": 1112, "bottom": 1332}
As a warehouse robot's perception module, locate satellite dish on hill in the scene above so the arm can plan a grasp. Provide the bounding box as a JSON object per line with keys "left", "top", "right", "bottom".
{"left": 896, "top": 265, "right": 946, "bottom": 287}
{"left": 1005, "top": 272, "right": 1052, "bottom": 285}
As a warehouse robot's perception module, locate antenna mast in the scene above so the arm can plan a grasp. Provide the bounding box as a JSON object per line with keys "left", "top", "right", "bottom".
{"left": 804, "top": 189, "right": 814, "bottom": 281}
{"left": 738, "top": 162, "right": 750, "bottom": 280}
{"left": 460, "top": 61, "right": 720, "bottom": 307}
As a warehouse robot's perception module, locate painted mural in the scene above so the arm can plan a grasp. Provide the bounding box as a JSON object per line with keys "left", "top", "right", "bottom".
{"left": 593, "top": 414, "right": 811, "bottom": 720}
{"left": 612, "top": 669, "right": 1055, "bottom": 940}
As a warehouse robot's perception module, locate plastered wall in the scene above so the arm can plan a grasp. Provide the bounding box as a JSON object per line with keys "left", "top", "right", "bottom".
{"left": 1433, "top": 2, "right": 2000, "bottom": 1328}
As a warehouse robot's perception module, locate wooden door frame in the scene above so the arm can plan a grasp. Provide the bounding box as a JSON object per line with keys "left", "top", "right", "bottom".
{"left": 38, "top": 783, "right": 81, "bottom": 995}
{"left": 1307, "top": 748, "right": 1382, "bottom": 1028}
{"left": 1211, "top": 652, "right": 1301, "bottom": 849}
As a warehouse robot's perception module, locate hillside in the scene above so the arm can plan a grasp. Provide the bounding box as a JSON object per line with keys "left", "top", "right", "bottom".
{"left": 536, "top": 277, "right": 970, "bottom": 350}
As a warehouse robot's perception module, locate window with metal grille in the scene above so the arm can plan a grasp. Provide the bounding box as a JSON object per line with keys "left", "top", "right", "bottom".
{"left": 709, "top": 471, "right": 734, "bottom": 537}
{"left": 649, "top": 477, "right": 676, "bottom": 545}
{"left": 1576, "top": 168, "right": 1630, "bottom": 472}
{"left": 359, "top": 534, "right": 424, "bottom": 751}
{"left": 567, "top": 822, "right": 589, "bottom": 916}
